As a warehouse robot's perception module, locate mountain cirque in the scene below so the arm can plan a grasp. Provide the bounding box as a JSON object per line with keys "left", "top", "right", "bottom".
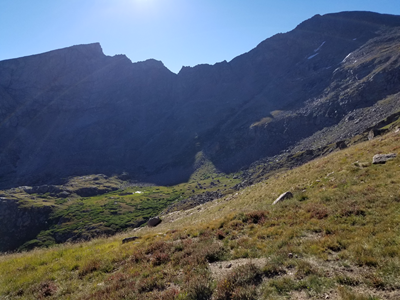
{"left": 1, "top": 11, "right": 400, "bottom": 189}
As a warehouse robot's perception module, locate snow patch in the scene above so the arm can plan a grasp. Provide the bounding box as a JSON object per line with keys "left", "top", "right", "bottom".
{"left": 308, "top": 53, "right": 319, "bottom": 60}
{"left": 314, "top": 41, "right": 325, "bottom": 52}
{"left": 135, "top": 191, "right": 143, "bottom": 194}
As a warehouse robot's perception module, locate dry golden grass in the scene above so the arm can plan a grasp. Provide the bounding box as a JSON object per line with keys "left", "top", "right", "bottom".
{"left": 1, "top": 130, "right": 400, "bottom": 299}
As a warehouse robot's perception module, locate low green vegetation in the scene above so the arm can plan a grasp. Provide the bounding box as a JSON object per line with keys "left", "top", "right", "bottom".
{"left": 1, "top": 128, "right": 400, "bottom": 299}
{"left": 4, "top": 159, "right": 241, "bottom": 251}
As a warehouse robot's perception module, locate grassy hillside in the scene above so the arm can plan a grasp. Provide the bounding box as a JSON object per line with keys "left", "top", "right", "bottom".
{"left": 1, "top": 165, "right": 240, "bottom": 252}
{"left": 1, "top": 128, "right": 400, "bottom": 299}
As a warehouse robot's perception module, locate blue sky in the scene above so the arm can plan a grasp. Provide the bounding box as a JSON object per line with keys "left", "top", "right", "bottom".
{"left": 1, "top": 0, "right": 400, "bottom": 73}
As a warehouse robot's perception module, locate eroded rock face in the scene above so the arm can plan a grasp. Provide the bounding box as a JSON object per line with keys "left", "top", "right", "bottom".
{"left": 0, "top": 198, "right": 53, "bottom": 252}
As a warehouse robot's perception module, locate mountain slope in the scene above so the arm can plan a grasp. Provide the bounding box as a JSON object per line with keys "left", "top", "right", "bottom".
{"left": 1, "top": 123, "right": 399, "bottom": 299}
{"left": 1, "top": 11, "right": 400, "bottom": 189}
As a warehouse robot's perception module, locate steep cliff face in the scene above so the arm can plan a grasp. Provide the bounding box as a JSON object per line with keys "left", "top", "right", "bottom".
{"left": 0, "top": 43, "right": 182, "bottom": 187}
{"left": 201, "top": 12, "right": 400, "bottom": 171}
{"left": 0, "top": 198, "right": 53, "bottom": 252}
{"left": 1, "top": 12, "right": 400, "bottom": 188}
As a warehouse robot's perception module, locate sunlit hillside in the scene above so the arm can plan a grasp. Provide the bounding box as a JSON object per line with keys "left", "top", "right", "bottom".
{"left": 1, "top": 125, "right": 400, "bottom": 299}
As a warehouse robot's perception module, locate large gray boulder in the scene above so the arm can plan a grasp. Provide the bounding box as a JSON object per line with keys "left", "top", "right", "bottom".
{"left": 372, "top": 153, "right": 397, "bottom": 164}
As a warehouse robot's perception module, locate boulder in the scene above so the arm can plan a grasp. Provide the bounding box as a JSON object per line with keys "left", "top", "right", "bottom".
{"left": 58, "top": 191, "right": 71, "bottom": 198}
{"left": 335, "top": 141, "right": 347, "bottom": 150}
{"left": 273, "top": 191, "right": 293, "bottom": 205}
{"left": 372, "top": 153, "right": 397, "bottom": 164}
{"left": 148, "top": 217, "right": 162, "bottom": 227}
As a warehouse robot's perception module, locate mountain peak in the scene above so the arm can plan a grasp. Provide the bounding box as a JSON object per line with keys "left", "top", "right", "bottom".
{"left": 296, "top": 11, "right": 400, "bottom": 32}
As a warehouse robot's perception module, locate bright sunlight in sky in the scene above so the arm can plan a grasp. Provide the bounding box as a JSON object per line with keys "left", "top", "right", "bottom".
{"left": 1, "top": 0, "right": 400, "bottom": 73}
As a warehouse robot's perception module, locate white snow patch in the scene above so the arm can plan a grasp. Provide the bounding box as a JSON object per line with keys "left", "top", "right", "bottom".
{"left": 135, "top": 191, "right": 143, "bottom": 194}
{"left": 314, "top": 41, "right": 325, "bottom": 52}
{"left": 308, "top": 53, "right": 319, "bottom": 60}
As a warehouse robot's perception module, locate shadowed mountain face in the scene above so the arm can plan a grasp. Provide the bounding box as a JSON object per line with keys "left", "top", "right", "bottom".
{"left": 1, "top": 11, "right": 400, "bottom": 188}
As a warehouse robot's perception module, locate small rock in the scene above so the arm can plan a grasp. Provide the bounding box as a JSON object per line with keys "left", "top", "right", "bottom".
{"left": 288, "top": 253, "right": 293, "bottom": 259}
{"left": 226, "top": 263, "right": 232, "bottom": 268}
{"left": 372, "top": 153, "right": 397, "bottom": 164}
{"left": 272, "top": 191, "right": 293, "bottom": 205}
{"left": 122, "top": 236, "right": 139, "bottom": 244}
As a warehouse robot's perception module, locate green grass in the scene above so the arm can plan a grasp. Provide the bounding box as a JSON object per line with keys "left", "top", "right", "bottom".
{"left": 4, "top": 162, "right": 240, "bottom": 251}
{"left": 1, "top": 129, "right": 400, "bottom": 299}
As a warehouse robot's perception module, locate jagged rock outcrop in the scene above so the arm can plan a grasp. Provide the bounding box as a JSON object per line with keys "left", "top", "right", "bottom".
{"left": 1, "top": 11, "right": 400, "bottom": 188}
{"left": 0, "top": 198, "right": 54, "bottom": 252}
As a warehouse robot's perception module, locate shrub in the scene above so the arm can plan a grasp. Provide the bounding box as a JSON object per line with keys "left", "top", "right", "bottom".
{"left": 338, "top": 286, "right": 380, "bottom": 300}
{"left": 295, "top": 260, "right": 317, "bottom": 279}
{"left": 340, "top": 206, "right": 366, "bottom": 217}
{"left": 33, "top": 281, "right": 58, "bottom": 299}
{"left": 78, "top": 259, "right": 101, "bottom": 277}
{"left": 151, "top": 251, "right": 170, "bottom": 266}
{"left": 214, "top": 263, "right": 262, "bottom": 300}
{"left": 183, "top": 273, "right": 214, "bottom": 300}
{"left": 262, "top": 261, "right": 286, "bottom": 278}
{"left": 228, "top": 219, "right": 244, "bottom": 230}
{"left": 245, "top": 211, "right": 266, "bottom": 224}
{"left": 136, "top": 275, "right": 165, "bottom": 293}
{"left": 216, "top": 230, "right": 226, "bottom": 240}
{"left": 336, "top": 275, "right": 360, "bottom": 286}
{"left": 268, "top": 277, "right": 296, "bottom": 294}
{"left": 231, "top": 285, "right": 257, "bottom": 300}
{"left": 305, "top": 203, "right": 329, "bottom": 219}
{"left": 234, "top": 211, "right": 266, "bottom": 224}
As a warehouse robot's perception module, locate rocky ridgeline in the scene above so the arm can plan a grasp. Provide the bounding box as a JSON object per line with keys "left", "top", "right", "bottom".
{"left": 1, "top": 12, "right": 400, "bottom": 188}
